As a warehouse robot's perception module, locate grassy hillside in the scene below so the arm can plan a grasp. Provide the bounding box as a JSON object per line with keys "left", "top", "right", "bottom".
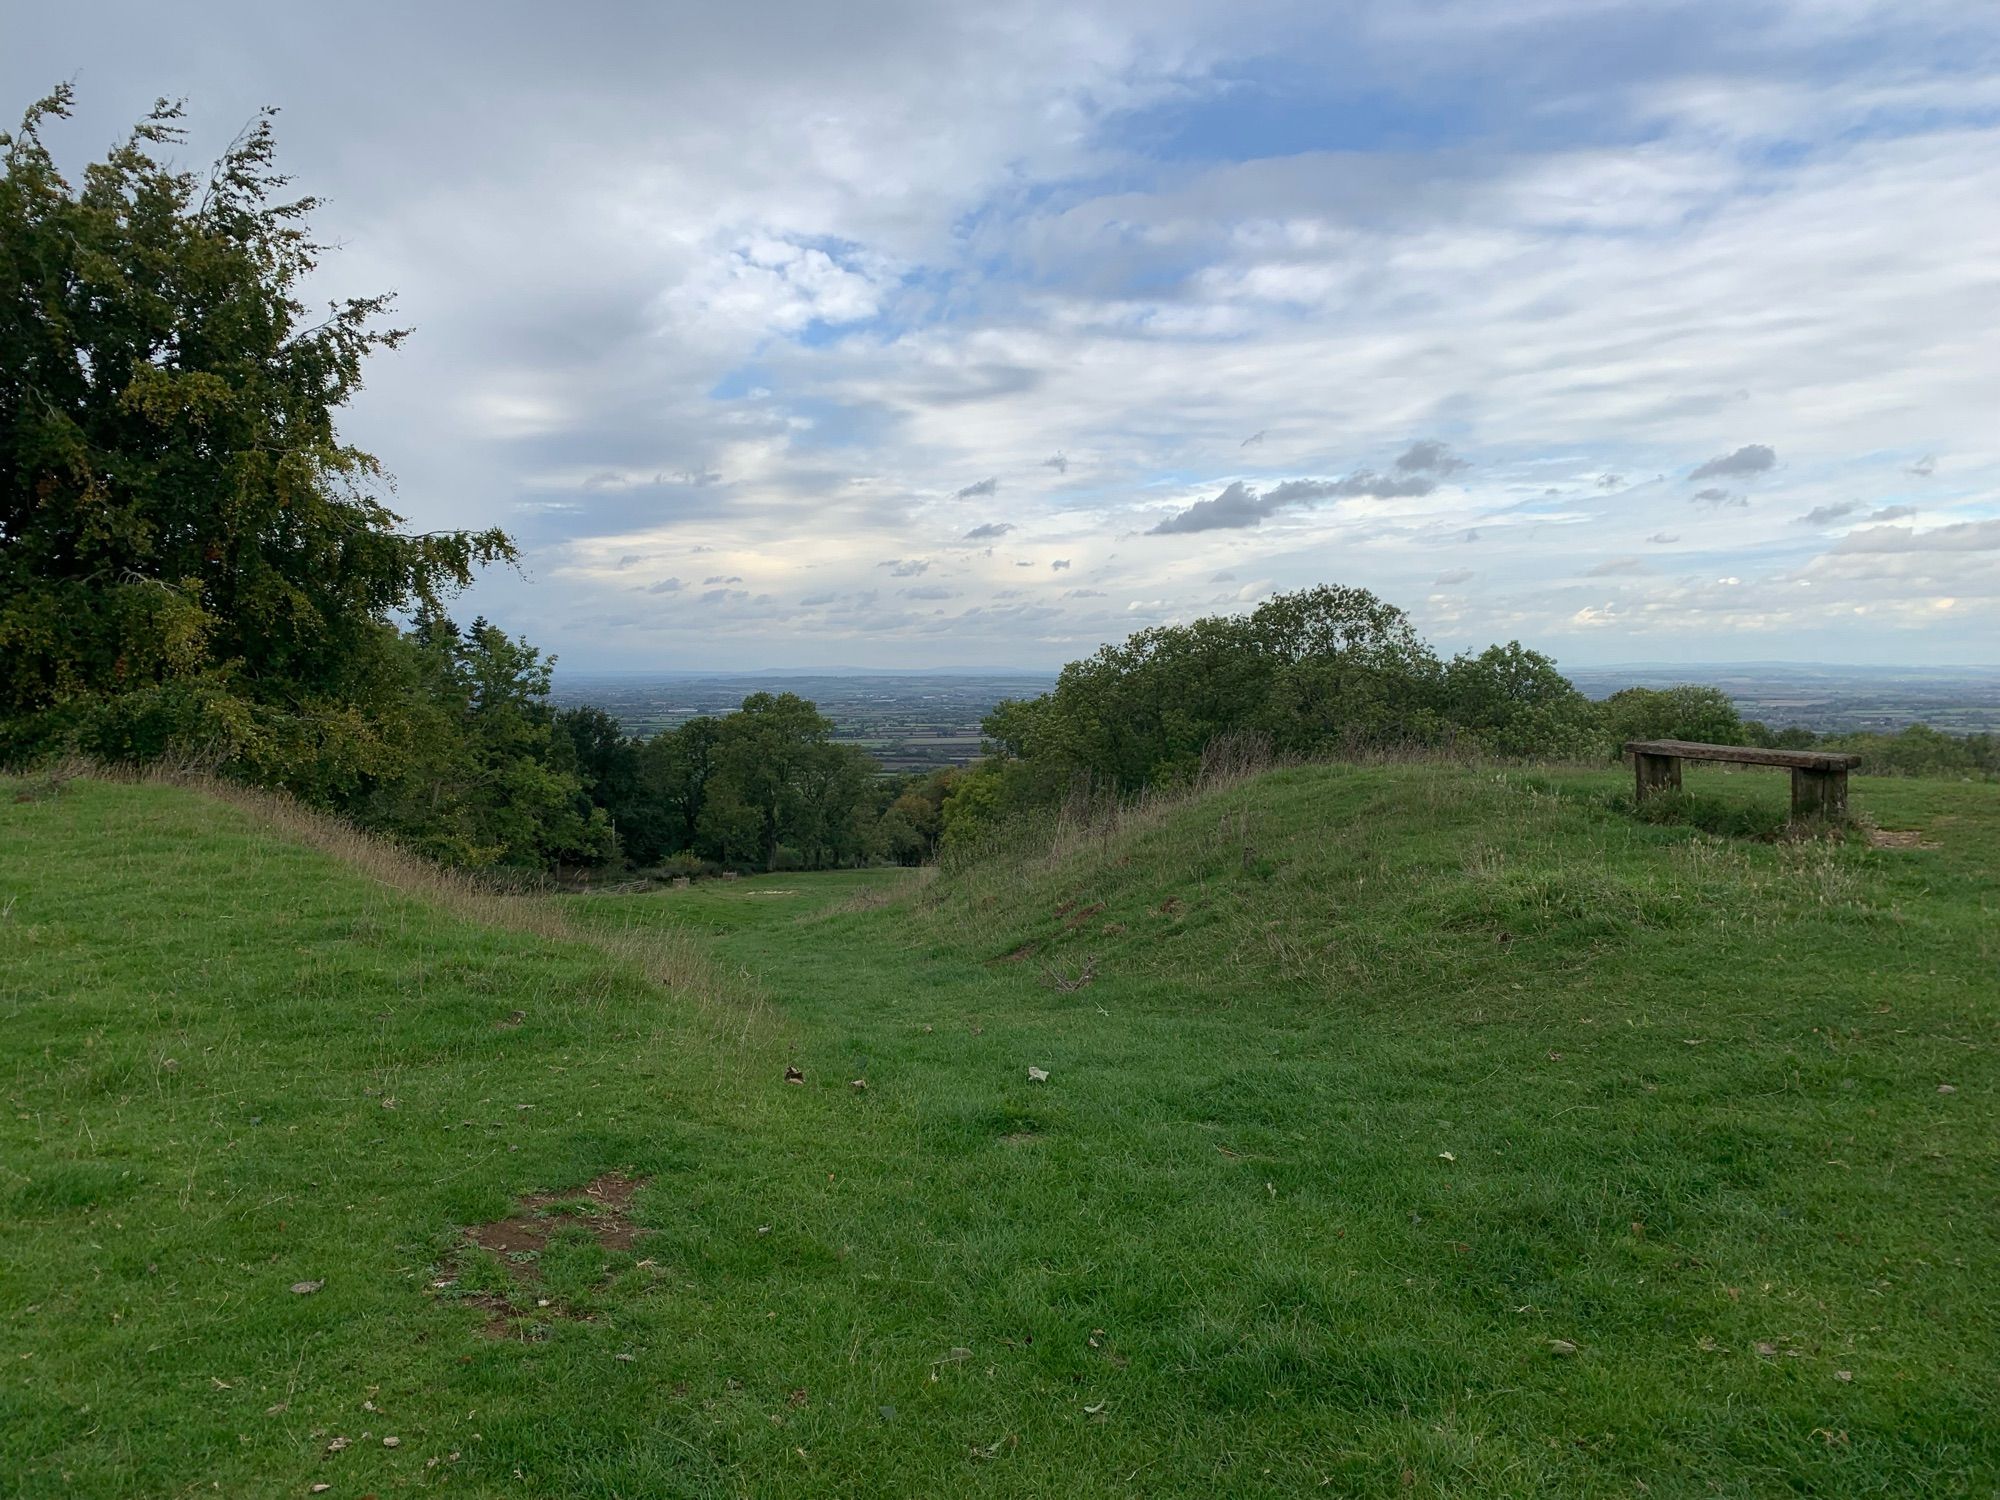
{"left": 3, "top": 765, "right": 1995, "bottom": 1496}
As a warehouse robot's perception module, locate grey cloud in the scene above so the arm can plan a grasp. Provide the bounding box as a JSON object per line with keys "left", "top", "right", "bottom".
{"left": 878, "top": 558, "right": 931, "bottom": 576}
{"left": 1240, "top": 430, "right": 1266, "bottom": 447}
{"left": 1210, "top": 570, "right": 1237, "bottom": 582}
{"left": 1050, "top": 558, "right": 1071, "bottom": 571}
{"left": 1906, "top": 455, "right": 1937, "bottom": 477}
{"left": 643, "top": 577, "right": 686, "bottom": 594}
{"left": 1149, "top": 471, "right": 1437, "bottom": 534}
{"left": 1395, "top": 440, "right": 1469, "bottom": 475}
{"left": 1597, "top": 474, "right": 1624, "bottom": 489}
{"left": 1689, "top": 444, "right": 1776, "bottom": 480}
{"left": 1646, "top": 532, "right": 1680, "bottom": 544}
{"left": 1064, "top": 587, "right": 1107, "bottom": 598}
{"left": 1462, "top": 528, "right": 1481, "bottom": 542}
{"left": 616, "top": 554, "right": 641, "bottom": 568}
{"left": 702, "top": 573, "right": 743, "bottom": 584}
{"left": 1796, "top": 501, "right": 1916, "bottom": 528}
{"left": 1433, "top": 568, "right": 1474, "bottom": 585}
{"left": 1587, "top": 557, "right": 1649, "bottom": 576}
{"left": 912, "top": 363, "right": 1043, "bottom": 407}
{"left": 902, "top": 584, "right": 957, "bottom": 600}
{"left": 954, "top": 476, "right": 999, "bottom": 500}
{"left": 1015, "top": 560, "right": 1034, "bottom": 567}
{"left": 963, "top": 521, "right": 1014, "bottom": 540}
{"left": 700, "top": 587, "right": 749, "bottom": 604}
{"left": 1691, "top": 487, "right": 1747, "bottom": 508}
{"left": 1149, "top": 480, "right": 1266, "bottom": 534}
{"left": 1835, "top": 520, "right": 2000, "bottom": 553}
{"left": 1043, "top": 452, "right": 1068, "bottom": 474}
{"left": 799, "top": 591, "right": 838, "bottom": 606}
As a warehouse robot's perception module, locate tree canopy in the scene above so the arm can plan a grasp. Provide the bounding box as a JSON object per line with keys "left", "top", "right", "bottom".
{"left": 0, "top": 87, "right": 512, "bottom": 784}
{"left": 978, "top": 585, "right": 1600, "bottom": 796}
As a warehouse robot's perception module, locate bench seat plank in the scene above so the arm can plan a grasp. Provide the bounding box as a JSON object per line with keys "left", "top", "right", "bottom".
{"left": 1623, "top": 739, "right": 1862, "bottom": 771}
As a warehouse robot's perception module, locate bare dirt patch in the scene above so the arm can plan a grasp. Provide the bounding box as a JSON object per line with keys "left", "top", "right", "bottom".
{"left": 1867, "top": 828, "right": 1939, "bottom": 850}
{"left": 450, "top": 1173, "right": 653, "bottom": 1335}
{"left": 994, "top": 941, "right": 1039, "bottom": 964}
{"left": 464, "top": 1171, "right": 650, "bottom": 1263}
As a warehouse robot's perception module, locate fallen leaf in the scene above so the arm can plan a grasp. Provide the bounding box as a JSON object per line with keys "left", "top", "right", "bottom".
{"left": 1835, "top": 1369, "right": 1853, "bottom": 1382}
{"left": 788, "top": 1387, "right": 809, "bottom": 1406}
{"left": 784, "top": 1065, "right": 804, "bottom": 1085}
{"left": 326, "top": 1436, "right": 350, "bottom": 1453}
{"left": 290, "top": 1280, "right": 324, "bottom": 1296}
{"left": 850, "top": 1079, "right": 867, "bottom": 1091}
{"left": 265, "top": 1402, "right": 289, "bottom": 1415}
{"left": 311, "top": 1487, "right": 331, "bottom": 1495}
{"left": 1027, "top": 1067, "right": 1049, "bottom": 1083}
{"left": 1755, "top": 1341, "right": 1778, "bottom": 1357}
{"left": 383, "top": 1435, "right": 401, "bottom": 1448}
{"left": 1548, "top": 1339, "right": 1579, "bottom": 1357}
{"left": 1083, "top": 1401, "right": 1107, "bottom": 1415}
{"left": 1937, "top": 1083, "right": 1957, "bottom": 1094}
{"left": 1438, "top": 1151, "right": 1455, "bottom": 1162}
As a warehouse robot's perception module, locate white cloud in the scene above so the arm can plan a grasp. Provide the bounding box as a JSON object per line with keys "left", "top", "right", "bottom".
{"left": 17, "top": 0, "right": 2000, "bottom": 666}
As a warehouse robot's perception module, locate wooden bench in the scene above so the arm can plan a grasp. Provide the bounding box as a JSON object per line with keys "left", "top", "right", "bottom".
{"left": 1624, "top": 739, "right": 1864, "bottom": 818}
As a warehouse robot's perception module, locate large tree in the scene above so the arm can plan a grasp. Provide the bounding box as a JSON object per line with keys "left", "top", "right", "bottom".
{"left": 0, "top": 87, "right": 511, "bottom": 786}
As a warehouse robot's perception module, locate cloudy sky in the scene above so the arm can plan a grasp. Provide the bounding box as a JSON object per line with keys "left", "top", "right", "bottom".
{"left": 11, "top": 0, "right": 2000, "bottom": 670}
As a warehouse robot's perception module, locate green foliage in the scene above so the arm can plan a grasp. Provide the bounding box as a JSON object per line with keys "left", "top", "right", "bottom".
{"left": 972, "top": 587, "right": 1606, "bottom": 837}
{"left": 1822, "top": 723, "right": 2000, "bottom": 778}
{"left": 987, "top": 585, "right": 1446, "bottom": 791}
{"left": 621, "top": 693, "right": 887, "bottom": 873}
{"left": 1599, "top": 683, "right": 1744, "bottom": 755}
{"left": 1441, "top": 642, "right": 1603, "bottom": 758}
{"left": 346, "top": 616, "right": 616, "bottom": 869}
{"left": 0, "top": 87, "right": 513, "bottom": 779}
{"left": 876, "top": 767, "right": 959, "bottom": 864}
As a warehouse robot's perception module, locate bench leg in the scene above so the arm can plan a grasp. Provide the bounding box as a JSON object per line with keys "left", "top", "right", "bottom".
{"left": 1633, "top": 752, "right": 1681, "bottom": 801}
{"left": 1791, "top": 767, "right": 1848, "bottom": 820}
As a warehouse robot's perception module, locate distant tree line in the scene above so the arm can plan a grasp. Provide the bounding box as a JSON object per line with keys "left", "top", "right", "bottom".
{"left": 550, "top": 692, "right": 958, "bottom": 873}
{"left": 936, "top": 589, "right": 2000, "bottom": 849}
{"left": 939, "top": 585, "right": 1604, "bottom": 847}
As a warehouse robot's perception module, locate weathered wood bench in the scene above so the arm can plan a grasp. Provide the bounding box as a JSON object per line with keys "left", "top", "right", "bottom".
{"left": 1624, "top": 739, "right": 1864, "bottom": 818}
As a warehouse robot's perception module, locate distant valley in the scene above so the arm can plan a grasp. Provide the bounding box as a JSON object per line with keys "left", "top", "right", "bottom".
{"left": 552, "top": 663, "right": 2000, "bottom": 770}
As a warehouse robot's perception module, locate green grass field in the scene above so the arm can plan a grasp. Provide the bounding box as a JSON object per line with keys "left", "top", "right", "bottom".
{"left": 3, "top": 764, "right": 1995, "bottom": 1496}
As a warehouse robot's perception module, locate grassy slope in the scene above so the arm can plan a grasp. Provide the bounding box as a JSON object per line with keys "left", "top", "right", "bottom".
{"left": 3, "top": 766, "right": 1995, "bottom": 1496}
